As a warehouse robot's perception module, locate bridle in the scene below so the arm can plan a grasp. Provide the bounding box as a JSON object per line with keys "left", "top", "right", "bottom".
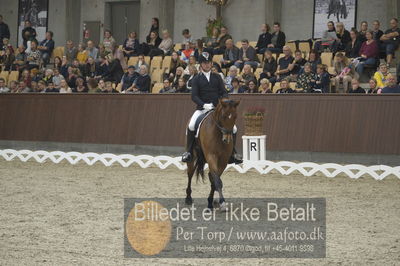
{"left": 211, "top": 109, "right": 234, "bottom": 136}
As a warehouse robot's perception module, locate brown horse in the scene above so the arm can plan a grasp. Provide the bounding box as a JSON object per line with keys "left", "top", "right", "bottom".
{"left": 185, "top": 98, "right": 240, "bottom": 210}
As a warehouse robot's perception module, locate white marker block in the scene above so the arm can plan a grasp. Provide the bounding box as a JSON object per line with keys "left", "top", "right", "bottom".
{"left": 242, "top": 135, "right": 267, "bottom": 161}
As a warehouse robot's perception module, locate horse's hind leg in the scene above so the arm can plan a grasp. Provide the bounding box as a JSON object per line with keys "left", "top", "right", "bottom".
{"left": 185, "top": 160, "right": 195, "bottom": 205}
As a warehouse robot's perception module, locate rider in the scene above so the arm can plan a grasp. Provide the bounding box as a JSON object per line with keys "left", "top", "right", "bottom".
{"left": 181, "top": 52, "right": 242, "bottom": 164}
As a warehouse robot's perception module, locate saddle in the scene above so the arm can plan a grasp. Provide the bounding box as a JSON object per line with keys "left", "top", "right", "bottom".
{"left": 195, "top": 110, "right": 213, "bottom": 138}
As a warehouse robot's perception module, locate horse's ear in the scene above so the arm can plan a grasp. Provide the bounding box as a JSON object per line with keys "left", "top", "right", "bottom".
{"left": 234, "top": 100, "right": 240, "bottom": 107}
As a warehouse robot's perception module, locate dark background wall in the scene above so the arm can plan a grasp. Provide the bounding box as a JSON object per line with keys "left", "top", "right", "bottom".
{"left": 1, "top": 94, "right": 400, "bottom": 156}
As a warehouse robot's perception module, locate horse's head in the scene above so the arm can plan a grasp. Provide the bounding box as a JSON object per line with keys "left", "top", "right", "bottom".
{"left": 214, "top": 98, "right": 240, "bottom": 144}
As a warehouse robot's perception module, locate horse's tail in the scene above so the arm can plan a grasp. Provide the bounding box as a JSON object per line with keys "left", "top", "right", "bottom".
{"left": 194, "top": 145, "right": 206, "bottom": 183}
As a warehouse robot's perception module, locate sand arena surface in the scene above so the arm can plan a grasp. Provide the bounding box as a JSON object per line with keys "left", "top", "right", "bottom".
{"left": 0, "top": 159, "right": 399, "bottom": 265}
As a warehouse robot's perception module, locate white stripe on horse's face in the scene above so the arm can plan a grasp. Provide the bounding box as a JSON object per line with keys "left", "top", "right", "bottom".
{"left": 228, "top": 114, "right": 232, "bottom": 119}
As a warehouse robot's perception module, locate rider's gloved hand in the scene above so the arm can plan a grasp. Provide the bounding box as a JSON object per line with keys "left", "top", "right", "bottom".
{"left": 203, "top": 103, "right": 214, "bottom": 111}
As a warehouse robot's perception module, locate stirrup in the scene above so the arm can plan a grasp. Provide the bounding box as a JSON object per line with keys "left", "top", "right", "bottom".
{"left": 229, "top": 153, "right": 243, "bottom": 164}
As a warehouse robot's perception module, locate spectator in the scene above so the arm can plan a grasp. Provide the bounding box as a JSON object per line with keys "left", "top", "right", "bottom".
{"left": 73, "top": 77, "right": 88, "bottom": 93}
{"left": 1, "top": 37, "right": 13, "bottom": 53}
{"left": 95, "top": 56, "right": 110, "bottom": 80}
{"left": 142, "top": 31, "right": 162, "bottom": 56}
{"left": 180, "top": 42, "right": 195, "bottom": 63}
{"left": 71, "top": 59, "right": 84, "bottom": 77}
{"left": 98, "top": 44, "right": 107, "bottom": 59}
{"left": 259, "top": 49, "right": 277, "bottom": 81}
{"left": 98, "top": 79, "right": 106, "bottom": 91}
{"left": 333, "top": 52, "right": 353, "bottom": 93}
{"left": 34, "top": 80, "right": 46, "bottom": 93}
{"left": 296, "top": 63, "right": 317, "bottom": 93}
{"left": 372, "top": 20, "right": 384, "bottom": 42}
{"left": 380, "top": 75, "right": 400, "bottom": 93}
{"left": 234, "top": 39, "right": 258, "bottom": 70}
{"left": 183, "top": 55, "right": 199, "bottom": 75}
{"left": 149, "top": 30, "right": 173, "bottom": 58}
{"left": 60, "top": 55, "right": 70, "bottom": 77}
{"left": 205, "top": 27, "right": 219, "bottom": 48}
{"left": 245, "top": 80, "right": 258, "bottom": 93}
{"left": 64, "top": 40, "right": 78, "bottom": 63}
{"left": 86, "top": 40, "right": 99, "bottom": 60}
{"left": 65, "top": 66, "right": 77, "bottom": 89}
{"left": 355, "top": 30, "right": 379, "bottom": 76}
{"left": 358, "top": 21, "right": 368, "bottom": 42}
{"left": 103, "top": 81, "right": 118, "bottom": 93}
{"left": 345, "top": 29, "right": 362, "bottom": 58}
{"left": 276, "top": 78, "right": 295, "bottom": 93}
{"left": 349, "top": 78, "right": 366, "bottom": 93}
{"left": 213, "top": 26, "right": 232, "bottom": 54}
{"left": 126, "top": 65, "right": 150, "bottom": 93}
{"left": 17, "top": 80, "right": 31, "bottom": 93}
{"left": 43, "top": 68, "right": 54, "bottom": 84}
{"left": 52, "top": 68, "right": 64, "bottom": 89}
{"left": 221, "top": 39, "right": 239, "bottom": 69}
{"left": 240, "top": 64, "right": 256, "bottom": 84}
{"left": 29, "top": 81, "right": 37, "bottom": 92}
{"left": 159, "top": 79, "right": 175, "bottom": 93}
{"left": 120, "top": 65, "right": 139, "bottom": 92}
{"left": 44, "top": 81, "right": 59, "bottom": 93}
{"left": 267, "top": 22, "right": 286, "bottom": 53}
{"left": 182, "top": 29, "right": 194, "bottom": 44}
{"left": 374, "top": 63, "right": 390, "bottom": 89}
{"left": 380, "top": 18, "right": 400, "bottom": 66}
{"left": 168, "top": 52, "right": 186, "bottom": 78}
{"left": 0, "top": 77, "right": 9, "bottom": 93}
{"left": 212, "top": 65, "right": 225, "bottom": 80}
{"left": 306, "top": 49, "right": 321, "bottom": 73}
{"left": 0, "top": 15, "right": 10, "bottom": 45}
{"left": 86, "top": 78, "right": 99, "bottom": 93}
{"left": 270, "top": 45, "right": 294, "bottom": 84}
{"left": 146, "top": 17, "right": 159, "bottom": 43}
{"left": 20, "top": 69, "right": 32, "bottom": 88}
{"left": 122, "top": 32, "right": 140, "bottom": 58}
{"left": 21, "top": 20, "right": 37, "bottom": 48}
{"left": 134, "top": 54, "right": 149, "bottom": 73}
{"left": 336, "top": 22, "right": 351, "bottom": 51}
{"left": 9, "top": 80, "right": 18, "bottom": 93}
{"left": 290, "top": 49, "right": 307, "bottom": 77}
{"left": 85, "top": 57, "right": 97, "bottom": 78}
{"left": 185, "top": 65, "right": 198, "bottom": 90}
{"left": 194, "top": 39, "right": 207, "bottom": 61}
{"left": 366, "top": 78, "right": 378, "bottom": 94}
{"left": 175, "top": 77, "right": 190, "bottom": 93}
{"left": 102, "top": 30, "right": 116, "bottom": 54}
{"left": 37, "top": 31, "right": 54, "bottom": 65}
{"left": 111, "top": 44, "right": 127, "bottom": 70}
{"left": 76, "top": 43, "right": 88, "bottom": 64}
{"left": 53, "top": 56, "right": 62, "bottom": 71}
{"left": 255, "top": 23, "right": 272, "bottom": 54}
{"left": 224, "top": 65, "right": 239, "bottom": 91}
{"left": 26, "top": 40, "right": 41, "bottom": 70}
{"left": 0, "top": 47, "right": 15, "bottom": 71}
{"left": 106, "top": 57, "right": 124, "bottom": 83}
{"left": 314, "top": 64, "right": 330, "bottom": 93}
{"left": 259, "top": 78, "right": 272, "bottom": 93}
{"left": 315, "top": 21, "right": 339, "bottom": 52}
{"left": 229, "top": 78, "right": 246, "bottom": 94}
{"left": 172, "top": 66, "right": 184, "bottom": 88}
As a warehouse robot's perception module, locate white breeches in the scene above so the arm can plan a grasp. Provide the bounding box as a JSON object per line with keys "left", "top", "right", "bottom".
{"left": 188, "top": 110, "right": 237, "bottom": 133}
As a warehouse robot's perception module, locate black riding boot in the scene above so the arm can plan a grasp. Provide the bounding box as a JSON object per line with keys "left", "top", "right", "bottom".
{"left": 228, "top": 133, "right": 243, "bottom": 164}
{"left": 182, "top": 129, "right": 196, "bottom": 162}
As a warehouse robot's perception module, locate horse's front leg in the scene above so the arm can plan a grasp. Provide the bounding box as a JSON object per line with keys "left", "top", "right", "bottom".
{"left": 207, "top": 173, "right": 215, "bottom": 210}
{"left": 210, "top": 172, "right": 227, "bottom": 211}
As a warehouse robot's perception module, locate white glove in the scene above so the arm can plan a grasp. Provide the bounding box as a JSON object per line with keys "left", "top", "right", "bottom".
{"left": 203, "top": 103, "right": 214, "bottom": 111}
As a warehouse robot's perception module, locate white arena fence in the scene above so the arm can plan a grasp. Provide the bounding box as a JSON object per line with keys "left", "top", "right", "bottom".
{"left": 0, "top": 149, "right": 399, "bottom": 181}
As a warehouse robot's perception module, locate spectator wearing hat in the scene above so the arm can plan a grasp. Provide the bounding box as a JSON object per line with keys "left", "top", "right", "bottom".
{"left": 120, "top": 65, "right": 139, "bottom": 92}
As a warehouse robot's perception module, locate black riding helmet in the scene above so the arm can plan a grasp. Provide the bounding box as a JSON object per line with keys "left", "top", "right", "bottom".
{"left": 198, "top": 52, "right": 212, "bottom": 64}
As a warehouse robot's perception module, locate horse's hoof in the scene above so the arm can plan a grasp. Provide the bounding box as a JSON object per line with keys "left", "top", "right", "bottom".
{"left": 205, "top": 207, "right": 213, "bottom": 213}
{"left": 185, "top": 197, "right": 193, "bottom": 205}
{"left": 220, "top": 202, "right": 228, "bottom": 212}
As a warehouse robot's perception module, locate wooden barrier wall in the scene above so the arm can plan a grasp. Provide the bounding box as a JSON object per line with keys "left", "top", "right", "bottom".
{"left": 0, "top": 94, "right": 400, "bottom": 155}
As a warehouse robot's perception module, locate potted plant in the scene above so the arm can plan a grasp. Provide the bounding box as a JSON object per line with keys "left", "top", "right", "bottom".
{"left": 243, "top": 106, "right": 265, "bottom": 136}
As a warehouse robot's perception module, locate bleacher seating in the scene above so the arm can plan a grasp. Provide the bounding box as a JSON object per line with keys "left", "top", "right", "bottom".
{"left": 152, "top": 82, "right": 164, "bottom": 93}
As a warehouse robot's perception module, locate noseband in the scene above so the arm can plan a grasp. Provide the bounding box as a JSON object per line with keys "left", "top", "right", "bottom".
{"left": 214, "top": 119, "right": 233, "bottom": 135}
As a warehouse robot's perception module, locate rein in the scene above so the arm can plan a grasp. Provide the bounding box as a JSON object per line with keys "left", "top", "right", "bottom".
{"left": 212, "top": 110, "right": 233, "bottom": 135}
